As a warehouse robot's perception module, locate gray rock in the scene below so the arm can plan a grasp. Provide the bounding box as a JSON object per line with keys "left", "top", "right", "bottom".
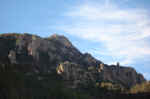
{"left": 0, "top": 33, "right": 146, "bottom": 89}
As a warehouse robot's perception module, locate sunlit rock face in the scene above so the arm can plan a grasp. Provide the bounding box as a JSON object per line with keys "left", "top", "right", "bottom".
{"left": 98, "top": 64, "right": 145, "bottom": 88}
{"left": 56, "top": 62, "right": 145, "bottom": 88}
{"left": 56, "top": 61, "right": 97, "bottom": 88}
{"left": 0, "top": 33, "right": 146, "bottom": 88}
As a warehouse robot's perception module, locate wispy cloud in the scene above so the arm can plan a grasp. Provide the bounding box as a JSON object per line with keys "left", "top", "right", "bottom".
{"left": 60, "top": 1, "right": 150, "bottom": 65}
{"left": 143, "top": 72, "right": 150, "bottom": 80}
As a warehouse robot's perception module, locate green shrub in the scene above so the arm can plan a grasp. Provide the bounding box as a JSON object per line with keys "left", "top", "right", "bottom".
{"left": 88, "top": 66, "right": 95, "bottom": 71}
{"left": 96, "top": 82, "right": 124, "bottom": 92}
{"left": 16, "top": 39, "right": 21, "bottom": 45}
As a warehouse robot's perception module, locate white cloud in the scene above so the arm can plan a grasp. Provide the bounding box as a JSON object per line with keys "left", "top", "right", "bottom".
{"left": 61, "top": 2, "right": 150, "bottom": 65}
{"left": 143, "top": 72, "right": 150, "bottom": 80}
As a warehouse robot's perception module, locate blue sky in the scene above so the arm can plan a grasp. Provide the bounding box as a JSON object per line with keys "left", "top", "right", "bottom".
{"left": 0, "top": 0, "right": 150, "bottom": 80}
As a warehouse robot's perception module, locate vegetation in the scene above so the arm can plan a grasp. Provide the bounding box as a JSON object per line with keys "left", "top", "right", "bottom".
{"left": 0, "top": 33, "right": 21, "bottom": 37}
{"left": 95, "top": 81, "right": 125, "bottom": 93}
{"left": 0, "top": 33, "right": 149, "bottom": 99}
{"left": 16, "top": 39, "right": 21, "bottom": 45}
{"left": 0, "top": 63, "right": 150, "bottom": 99}
{"left": 130, "top": 82, "right": 150, "bottom": 94}
{"left": 0, "top": 63, "right": 90, "bottom": 99}
{"left": 32, "top": 35, "right": 37, "bottom": 40}
{"left": 88, "top": 66, "right": 96, "bottom": 71}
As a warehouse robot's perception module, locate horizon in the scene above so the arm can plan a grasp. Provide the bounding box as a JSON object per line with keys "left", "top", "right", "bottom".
{"left": 0, "top": 0, "right": 150, "bottom": 80}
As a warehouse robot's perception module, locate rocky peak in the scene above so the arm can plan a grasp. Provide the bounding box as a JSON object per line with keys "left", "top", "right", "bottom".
{"left": 0, "top": 33, "right": 146, "bottom": 89}
{"left": 48, "top": 34, "right": 72, "bottom": 47}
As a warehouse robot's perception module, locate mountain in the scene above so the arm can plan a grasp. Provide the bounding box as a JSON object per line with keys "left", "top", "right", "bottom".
{"left": 0, "top": 33, "right": 102, "bottom": 67}
{"left": 0, "top": 33, "right": 147, "bottom": 99}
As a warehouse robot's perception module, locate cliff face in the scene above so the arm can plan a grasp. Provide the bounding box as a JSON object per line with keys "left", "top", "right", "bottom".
{"left": 98, "top": 64, "right": 145, "bottom": 88}
{"left": 0, "top": 33, "right": 145, "bottom": 88}
{"left": 0, "top": 33, "right": 101, "bottom": 69}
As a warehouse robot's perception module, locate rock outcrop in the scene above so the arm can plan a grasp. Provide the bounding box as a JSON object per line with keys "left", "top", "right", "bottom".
{"left": 98, "top": 64, "right": 145, "bottom": 88}
{"left": 0, "top": 33, "right": 146, "bottom": 88}
{"left": 56, "top": 61, "right": 98, "bottom": 89}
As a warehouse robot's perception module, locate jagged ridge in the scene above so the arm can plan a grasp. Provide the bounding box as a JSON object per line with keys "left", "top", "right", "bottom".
{"left": 0, "top": 33, "right": 145, "bottom": 88}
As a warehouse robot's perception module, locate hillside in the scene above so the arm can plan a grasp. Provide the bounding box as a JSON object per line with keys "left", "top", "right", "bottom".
{"left": 0, "top": 33, "right": 149, "bottom": 99}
